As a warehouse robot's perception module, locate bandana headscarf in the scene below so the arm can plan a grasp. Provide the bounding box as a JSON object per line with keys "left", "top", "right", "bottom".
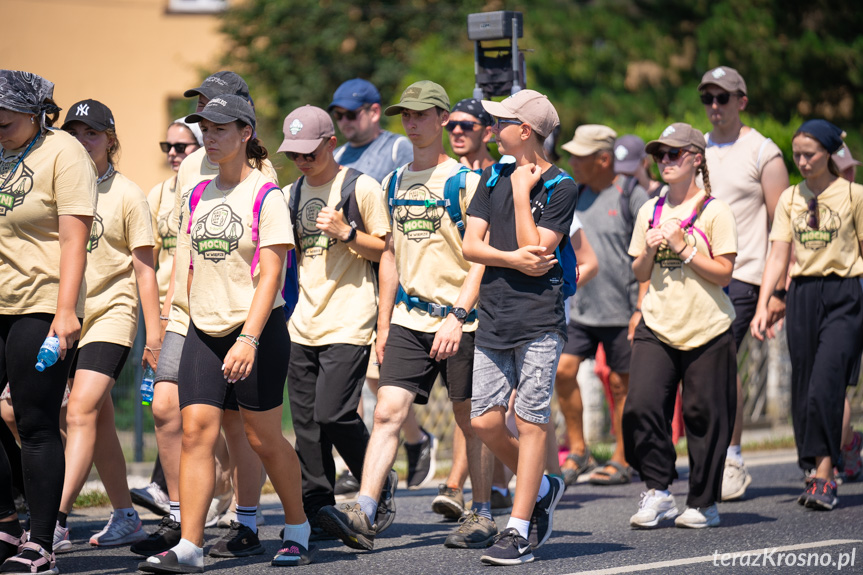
{"left": 796, "top": 119, "right": 845, "bottom": 154}
{"left": 172, "top": 117, "right": 203, "bottom": 147}
{"left": 451, "top": 98, "right": 493, "bottom": 127}
{"left": 0, "top": 70, "right": 62, "bottom": 132}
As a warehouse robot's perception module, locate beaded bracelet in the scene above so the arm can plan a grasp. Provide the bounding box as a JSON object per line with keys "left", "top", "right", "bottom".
{"left": 238, "top": 333, "right": 260, "bottom": 346}
{"left": 683, "top": 246, "right": 697, "bottom": 265}
{"left": 236, "top": 337, "right": 258, "bottom": 350}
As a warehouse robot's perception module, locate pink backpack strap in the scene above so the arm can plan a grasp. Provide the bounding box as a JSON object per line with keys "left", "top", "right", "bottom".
{"left": 250, "top": 182, "right": 281, "bottom": 278}
{"left": 649, "top": 196, "right": 666, "bottom": 228}
{"left": 186, "top": 180, "right": 212, "bottom": 234}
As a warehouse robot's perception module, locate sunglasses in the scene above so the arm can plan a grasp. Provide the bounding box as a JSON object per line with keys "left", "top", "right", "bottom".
{"left": 700, "top": 92, "right": 733, "bottom": 106}
{"left": 807, "top": 197, "right": 819, "bottom": 229}
{"left": 160, "top": 142, "right": 196, "bottom": 153}
{"left": 332, "top": 105, "right": 370, "bottom": 122}
{"left": 651, "top": 148, "right": 690, "bottom": 163}
{"left": 494, "top": 118, "right": 522, "bottom": 129}
{"left": 445, "top": 120, "right": 481, "bottom": 133}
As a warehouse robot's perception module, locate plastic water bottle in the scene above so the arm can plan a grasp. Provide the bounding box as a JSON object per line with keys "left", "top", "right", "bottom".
{"left": 34, "top": 336, "right": 61, "bottom": 372}
{"left": 141, "top": 365, "right": 155, "bottom": 406}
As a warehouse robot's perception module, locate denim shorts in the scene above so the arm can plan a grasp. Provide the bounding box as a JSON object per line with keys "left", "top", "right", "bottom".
{"left": 471, "top": 332, "right": 564, "bottom": 424}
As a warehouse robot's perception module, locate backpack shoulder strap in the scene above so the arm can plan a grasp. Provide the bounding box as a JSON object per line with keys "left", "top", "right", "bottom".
{"left": 186, "top": 179, "right": 212, "bottom": 234}
{"left": 619, "top": 175, "right": 638, "bottom": 229}
{"left": 335, "top": 168, "right": 365, "bottom": 233}
{"left": 250, "top": 182, "right": 281, "bottom": 278}
{"left": 288, "top": 176, "right": 304, "bottom": 236}
{"left": 485, "top": 163, "right": 504, "bottom": 190}
{"left": 386, "top": 164, "right": 408, "bottom": 217}
{"left": 444, "top": 164, "right": 471, "bottom": 238}
{"left": 649, "top": 196, "right": 666, "bottom": 228}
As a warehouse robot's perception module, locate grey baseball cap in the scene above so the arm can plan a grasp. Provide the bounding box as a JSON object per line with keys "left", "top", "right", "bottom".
{"left": 185, "top": 94, "right": 256, "bottom": 128}
{"left": 613, "top": 134, "right": 647, "bottom": 175}
{"left": 278, "top": 105, "right": 335, "bottom": 155}
{"left": 645, "top": 123, "right": 706, "bottom": 155}
{"left": 183, "top": 71, "right": 251, "bottom": 100}
{"left": 698, "top": 66, "right": 747, "bottom": 96}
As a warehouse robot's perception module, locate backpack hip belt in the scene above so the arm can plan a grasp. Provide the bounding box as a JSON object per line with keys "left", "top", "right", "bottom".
{"left": 395, "top": 285, "right": 477, "bottom": 323}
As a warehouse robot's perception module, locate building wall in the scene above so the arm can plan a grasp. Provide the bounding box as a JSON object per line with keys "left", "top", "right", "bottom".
{"left": 2, "top": 0, "right": 226, "bottom": 190}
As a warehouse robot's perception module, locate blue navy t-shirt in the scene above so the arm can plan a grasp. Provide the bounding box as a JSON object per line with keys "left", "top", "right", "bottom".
{"left": 467, "top": 163, "right": 578, "bottom": 349}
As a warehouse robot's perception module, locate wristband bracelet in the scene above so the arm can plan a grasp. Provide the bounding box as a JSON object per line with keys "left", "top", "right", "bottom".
{"left": 674, "top": 244, "right": 687, "bottom": 255}
{"left": 236, "top": 337, "right": 258, "bottom": 350}
{"left": 238, "top": 333, "right": 260, "bottom": 347}
{"left": 144, "top": 346, "right": 161, "bottom": 353}
{"left": 683, "top": 246, "right": 697, "bottom": 265}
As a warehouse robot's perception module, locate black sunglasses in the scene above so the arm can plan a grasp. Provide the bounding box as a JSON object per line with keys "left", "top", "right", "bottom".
{"left": 160, "top": 142, "right": 196, "bottom": 153}
{"left": 445, "top": 120, "right": 481, "bottom": 133}
{"left": 286, "top": 150, "right": 320, "bottom": 163}
{"left": 651, "top": 148, "right": 688, "bottom": 163}
{"left": 332, "top": 105, "right": 371, "bottom": 122}
{"left": 700, "top": 92, "right": 733, "bottom": 106}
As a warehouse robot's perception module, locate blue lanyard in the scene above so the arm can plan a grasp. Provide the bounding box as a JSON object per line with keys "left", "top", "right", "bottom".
{"left": 0, "top": 134, "right": 41, "bottom": 192}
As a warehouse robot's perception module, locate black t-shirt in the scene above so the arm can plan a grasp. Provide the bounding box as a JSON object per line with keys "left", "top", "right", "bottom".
{"left": 467, "top": 163, "right": 578, "bottom": 349}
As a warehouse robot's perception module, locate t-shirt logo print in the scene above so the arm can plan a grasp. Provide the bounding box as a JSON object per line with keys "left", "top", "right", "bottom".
{"left": 792, "top": 205, "right": 841, "bottom": 249}
{"left": 157, "top": 214, "right": 176, "bottom": 254}
{"left": 654, "top": 218, "right": 689, "bottom": 269}
{"left": 87, "top": 214, "right": 104, "bottom": 253}
{"left": 0, "top": 161, "right": 33, "bottom": 215}
{"left": 393, "top": 184, "right": 444, "bottom": 241}
{"left": 191, "top": 205, "right": 244, "bottom": 262}
{"left": 298, "top": 198, "right": 333, "bottom": 258}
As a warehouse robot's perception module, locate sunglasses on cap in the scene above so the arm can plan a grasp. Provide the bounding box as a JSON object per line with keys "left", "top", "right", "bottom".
{"left": 160, "top": 142, "right": 196, "bottom": 153}
{"left": 445, "top": 120, "right": 481, "bottom": 133}
{"left": 700, "top": 92, "right": 733, "bottom": 106}
{"left": 652, "top": 148, "right": 690, "bottom": 163}
{"left": 332, "top": 105, "right": 370, "bottom": 122}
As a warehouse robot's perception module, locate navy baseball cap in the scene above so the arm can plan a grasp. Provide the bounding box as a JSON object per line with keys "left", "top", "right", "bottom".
{"left": 329, "top": 79, "right": 381, "bottom": 111}
{"left": 62, "top": 99, "right": 115, "bottom": 132}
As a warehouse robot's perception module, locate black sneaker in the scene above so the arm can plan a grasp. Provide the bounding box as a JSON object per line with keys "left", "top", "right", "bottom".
{"left": 490, "top": 489, "right": 513, "bottom": 514}
{"left": 317, "top": 503, "right": 375, "bottom": 551}
{"left": 271, "top": 540, "right": 312, "bottom": 566}
{"left": 207, "top": 521, "right": 264, "bottom": 557}
{"left": 798, "top": 477, "right": 817, "bottom": 506}
{"left": 405, "top": 429, "right": 437, "bottom": 489}
{"left": 528, "top": 475, "right": 564, "bottom": 549}
{"left": 431, "top": 484, "right": 464, "bottom": 520}
{"left": 375, "top": 469, "right": 398, "bottom": 534}
{"left": 444, "top": 510, "right": 498, "bottom": 548}
{"left": 308, "top": 511, "right": 337, "bottom": 542}
{"left": 480, "top": 528, "right": 534, "bottom": 566}
{"left": 334, "top": 471, "right": 360, "bottom": 498}
{"left": 804, "top": 478, "right": 839, "bottom": 511}
{"left": 131, "top": 516, "right": 182, "bottom": 556}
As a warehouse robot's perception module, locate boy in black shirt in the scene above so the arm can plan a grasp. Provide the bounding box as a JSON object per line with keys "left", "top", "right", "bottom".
{"left": 463, "top": 90, "right": 577, "bottom": 566}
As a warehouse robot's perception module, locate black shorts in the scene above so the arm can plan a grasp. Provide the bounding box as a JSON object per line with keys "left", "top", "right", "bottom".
{"left": 562, "top": 322, "right": 631, "bottom": 374}
{"left": 727, "top": 279, "right": 759, "bottom": 350}
{"left": 70, "top": 342, "right": 131, "bottom": 380}
{"left": 178, "top": 309, "right": 289, "bottom": 412}
{"left": 379, "top": 324, "right": 474, "bottom": 404}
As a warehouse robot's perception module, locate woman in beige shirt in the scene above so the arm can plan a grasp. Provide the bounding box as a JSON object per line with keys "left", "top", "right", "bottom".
{"left": 0, "top": 70, "right": 94, "bottom": 573}
{"left": 751, "top": 119, "right": 863, "bottom": 511}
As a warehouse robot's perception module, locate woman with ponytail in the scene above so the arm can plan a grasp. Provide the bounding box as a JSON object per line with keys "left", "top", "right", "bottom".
{"left": 751, "top": 119, "right": 863, "bottom": 511}
{"left": 623, "top": 123, "right": 739, "bottom": 529}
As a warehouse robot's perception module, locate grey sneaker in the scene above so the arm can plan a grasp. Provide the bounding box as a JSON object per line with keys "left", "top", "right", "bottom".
{"left": 53, "top": 521, "right": 72, "bottom": 554}
{"left": 130, "top": 482, "right": 170, "bottom": 516}
{"left": 444, "top": 510, "right": 498, "bottom": 548}
{"left": 374, "top": 469, "right": 398, "bottom": 534}
{"left": 89, "top": 509, "right": 147, "bottom": 547}
{"left": 675, "top": 504, "right": 720, "bottom": 528}
{"left": 720, "top": 459, "right": 752, "bottom": 501}
{"left": 317, "top": 503, "right": 375, "bottom": 551}
{"left": 629, "top": 489, "right": 679, "bottom": 529}
{"left": 431, "top": 484, "right": 464, "bottom": 520}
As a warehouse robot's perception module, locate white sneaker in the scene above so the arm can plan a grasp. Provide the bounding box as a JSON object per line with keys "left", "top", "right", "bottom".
{"left": 675, "top": 504, "right": 720, "bottom": 528}
{"left": 89, "top": 509, "right": 147, "bottom": 547}
{"left": 215, "top": 508, "right": 264, "bottom": 528}
{"left": 629, "top": 489, "right": 679, "bottom": 529}
{"left": 720, "top": 459, "right": 752, "bottom": 501}
{"left": 53, "top": 521, "right": 72, "bottom": 554}
{"left": 204, "top": 490, "right": 234, "bottom": 528}
{"left": 130, "top": 482, "right": 170, "bottom": 516}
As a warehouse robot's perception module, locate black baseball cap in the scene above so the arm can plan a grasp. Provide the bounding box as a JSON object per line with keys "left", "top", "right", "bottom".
{"left": 185, "top": 94, "right": 256, "bottom": 129}
{"left": 61, "top": 99, "right": 115, "bottom": 132}
{"left": 183, "top": 71, "right": 250, "bottom": 100}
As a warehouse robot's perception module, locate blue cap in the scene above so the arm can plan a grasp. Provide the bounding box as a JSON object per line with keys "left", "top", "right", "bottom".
{"left": 329, "top": 79, "right": 381, "bottom": 111}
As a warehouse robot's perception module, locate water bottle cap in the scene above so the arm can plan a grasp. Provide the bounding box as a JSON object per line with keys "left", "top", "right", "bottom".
{"left": 35, "top": 362, "right": 46, "bottom": 372}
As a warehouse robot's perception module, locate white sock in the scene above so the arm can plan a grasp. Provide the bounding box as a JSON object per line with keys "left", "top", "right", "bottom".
{"left": 149, "top": 538, "right": 202, "bottom": 566}
{"left": 282, "top": 521, "right": 311, "bottom": 548}
{"left": 236, "top": 505, "right": 258, "bottom": 533}
{"left": 536, "top": 475, "right": 550, "bottom": 502}
{"left": 170, "top": 501, "right": 181, "bottom": 524}
{"left": 506, "top": 517, "right": 530, "bottom": 539}
{"left": 727, "top": 445, "right": 743, "bottom": 464}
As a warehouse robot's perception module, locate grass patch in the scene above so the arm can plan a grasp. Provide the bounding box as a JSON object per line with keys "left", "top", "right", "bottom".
{"left": 74, "top": 490, "right": 111, "bottom": 509}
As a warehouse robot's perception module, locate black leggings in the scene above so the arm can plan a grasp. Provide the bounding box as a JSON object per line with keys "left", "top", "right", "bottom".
{"left": 0, "top": 314, "right": 77, "bottom": 552}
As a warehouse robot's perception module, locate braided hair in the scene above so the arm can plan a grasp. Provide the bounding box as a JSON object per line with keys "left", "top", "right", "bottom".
{"left": 693, "top": 154, "right": 712, "bottom": 223}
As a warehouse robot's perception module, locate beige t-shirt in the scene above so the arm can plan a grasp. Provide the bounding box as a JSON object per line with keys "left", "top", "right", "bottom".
{"left": 0, "top": 129, "right": 97, "bottom": 317}
{"left": 705, "top": 129, "right": 782, "bottom": 285}
{"left": 629, "top": 191, "right": 738, "bottom": 349}
{"left": 288, "top": 168, "right": 389, "bottom": 346}
{"left": 148, "top": 176, "right": 178, "bottom": 305}
{"left": 384, "top": 158, "right": 480, "bottom": 334}
{"left": 769, "top": 178, "right": 863, "bottom": 277}
{"left": 81, "top": 172, "right": 155, "bottom": 347}
{"left": 167, "top": 147, "right": 278, "bottom": 335}
{"left": 177, "top": 169, "right": 294, "bottom": 337}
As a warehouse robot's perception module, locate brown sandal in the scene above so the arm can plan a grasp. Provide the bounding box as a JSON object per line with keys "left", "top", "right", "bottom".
{"left": 588, "top": 460, "right": 632, "bottom": 485}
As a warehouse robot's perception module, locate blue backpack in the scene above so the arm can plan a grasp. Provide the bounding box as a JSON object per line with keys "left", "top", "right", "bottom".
{"left": 485, "top": 163, "right": 578, "bottom": 298}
